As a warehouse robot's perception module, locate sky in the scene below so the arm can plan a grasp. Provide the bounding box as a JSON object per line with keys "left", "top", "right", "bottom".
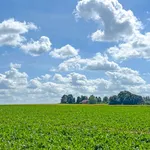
{"left": 1, "top": 0, "right": 150, "bottom": 104}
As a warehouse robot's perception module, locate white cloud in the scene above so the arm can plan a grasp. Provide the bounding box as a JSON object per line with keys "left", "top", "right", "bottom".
{"left": 0, "top": 18, "right": 53, "bottom": 56}
{"left": 75, "top": 0, "right": 141, "bottom": 42}
{"left": 0, "top": 63, "right": 149, "bottom": 104}
{"left": 20, "top": 36, "right": 52, "bottom": 56}
{"left": 53, "top": 74, "right": 69, "bottom": 83}
{"left": 74, "top": 0, "right": 150, "bottom": 60}
{"left": 0, "top": 63, "right": 28, "bottom": 89}
{"left": 108, "top": 32, "right": 150, "bottom": 60}
{"left": 106, "top": 67, "right": 146, "bottom": 86}
{"left": 57, "top": 53, "right": 119, "bottom": 71}
{"left": 128, "top": 84, "right": 150, "bottom": 96}
{"left": 1, "top": 2, "right": 150, "bottom": 103}
{"left": 41, "top": 74, "right": 51, "bottom": 81}
{"left": 28, "top": 78, "right": 41, "bottom": 89}
{"left": 0, "top": 18, "right": 37, "bottom": 46}
{"left": 53, "top": 72, "right": 110, "bottom": 94}
{"left": 52, "top": 69, "right": 146, "bottom": 97}
{"left": 10, "top": 63, "right": 21, "bottom": 69}
{"left": 50, "top": 44, "right": 79, "bottom": 59}
{"left": 58, "top": 56, "right": 85, "bottom": 71}
{"left": 28, "top": 74, "right": 51, "bottom": 88}
{"left": 85, "top": 53, "right": 119, "bottom": 70}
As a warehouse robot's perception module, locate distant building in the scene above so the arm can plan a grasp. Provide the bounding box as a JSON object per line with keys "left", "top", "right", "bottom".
{"left": 81, "top": 100, "right": 89, "bottom": 104}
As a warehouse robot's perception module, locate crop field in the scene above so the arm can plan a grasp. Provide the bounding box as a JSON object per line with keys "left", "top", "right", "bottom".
{"left": 0, "top": 105, "right": 150, "bottom": 150}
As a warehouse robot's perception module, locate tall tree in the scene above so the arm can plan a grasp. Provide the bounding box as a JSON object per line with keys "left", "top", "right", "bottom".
{"left": 103, "top": 96, "right": 109, "bottom": 103}
{"left": 61, "top": 95, "right": 68, "bottom": 104}
{"left": 76, "top": 96, "right": 82, "bottom": 104}
{"left": 67, "top": 94, "right": 74, "bottom": 104}
{"left": 89, "top": 95, "right": 97, "bottom": 104}
{"left": 97, "top": 97, "right": 102, "bottom": 103}
{"left": 109, "top": 95, "right": 120, "bottom": 105}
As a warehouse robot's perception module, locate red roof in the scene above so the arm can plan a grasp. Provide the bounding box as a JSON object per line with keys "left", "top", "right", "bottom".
{"left": 81, "top": 100, "right": 89, "bottom": 104}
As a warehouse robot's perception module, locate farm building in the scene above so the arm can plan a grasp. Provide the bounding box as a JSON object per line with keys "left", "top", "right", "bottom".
{"left": 81, "top": 100, "right": 89, "bottom": 104}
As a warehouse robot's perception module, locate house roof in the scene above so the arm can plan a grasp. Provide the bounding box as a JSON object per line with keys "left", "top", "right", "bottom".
{"left": 81, "top": 100, "right": 89, "bottom": 103}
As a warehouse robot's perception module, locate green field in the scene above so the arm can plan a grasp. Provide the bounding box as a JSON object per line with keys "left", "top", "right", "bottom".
{"left": 0, "top": 105, "right": 150, "bottom": 149}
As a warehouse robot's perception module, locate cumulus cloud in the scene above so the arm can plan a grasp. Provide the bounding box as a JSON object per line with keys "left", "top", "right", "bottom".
{"left": 0, "top": 18, "right": 53, "bottom": 56}
{"left": 53, "top": 72, "right": 110, "bottom": 94}
{"left": 50, "top": 44, "right": 79, "bottom": 59}
{"left": 85, "top": 53, "right": 120, "bottom": 70}
{"left": 10, "top": 63, "right": 21, "bottom": 69}
{"left": 58, "top": 56, "right": 84, "bottom": 71}
{"left": 0, "top": 63, "right": 149, "bottom": 104}
{"left": 53, "top": 74, "right": 69, "bottom": 83}
{"left": 106, "top": 67, "right": 146, "bottom": 86}
{"left": 52, "top": 69, "right": 146, "bottom": 97}
{"left": 0, "top": 63, "right": 28, "bottom": 89}
{"left": 0, "top": 18, "right": 37, "bottom": 46}
{"left": 41, "top": 74, "right": 51, "bottom": 81}
{"left": 75, "top": 0, "right": 150, "bottom": 60}
{"left": 108, "top": 32, "right": 150, "bottom": 60}
{"left": 128, "top": 84, "right": 150, "bottom": 96}
{"left": 57, "top": 53, "right": 119, "bottom": 71}
{"left": 20, "top": 36, "right": 52, "bottom": 56}
{"left": 74, "top": 0, "right": 141, "bottom": 42}
{"left": 1, "top": 2, "right": 150, "bottom": 103}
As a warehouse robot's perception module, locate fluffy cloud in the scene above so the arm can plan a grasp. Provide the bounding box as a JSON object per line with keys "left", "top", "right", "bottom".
{"left": 107, "top": 32, "right": 150, "bottom": 60}
{"left": 50, "top": 44, "right": 79, "bottom": 59}
{"left": 0, "top": 18, "right": 37, "bottom": 46}
{"left": 128, "top": 84, "right": 150, "bottom": 96}
{"left": 10, "top": 63, "right": 21, "bottom": 69}
{"left": 75, "top": 0, "right": 150, "bottom": 60}
{"left": 57, "top": 53, "right": 119, "bottom": 71}
{"left": 85, "top": 53, "right": 120, "bottom": 70}
{"left": 0, "top": 18, "right": 53, "bottom": 56}
{"left": 106, "top": 67, "right": 146, "bottom": 86}
{"left": 20, "top": 36, "right": 52, "bottom": 56}
{"left": 75, "top": 0, "right": 141, "bottom": 42}
{"left": 0, "top": 63, "right": 149, "bottom": 104}
{"left": 52, "top": 69, "right": 146, "bottom": 96}
{"left": 58, "top": 56, "right": 85, "bottom": 71}
{"left": 41, "top": 74, "right": 51, "bottom": 81}
{"left": 0, "top": 63, "right": 28, "bottom": 89}
{"left": 53, "top": 72, "right": 110, "bottom": 94}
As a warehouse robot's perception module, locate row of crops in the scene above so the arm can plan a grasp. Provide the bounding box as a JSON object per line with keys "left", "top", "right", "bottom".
{"left": 0, "top": 105, "right": 150, "bottom": 149}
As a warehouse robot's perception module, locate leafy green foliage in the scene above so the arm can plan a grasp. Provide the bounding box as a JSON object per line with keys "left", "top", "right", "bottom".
{"left": 89, "top": 95, "right": 97, "bottom": 104}
{"left": 61, "top": 91, "right": 147, "bottom": 105}
{"left": 103, "top": 96, "right": 109, "bottom": 103}
{"left": 96, "top": 97, "right": 102, "bottom": 103}
{"left": 109, "top": 91, "right": 144, "bottom": 105}
{"left": 0, "top": 105, "right": 150, "bottom": 149}
{"left": 61, "top": 94, "right": 75, "bottom": 104}
{"left": 61, "top": 95, "right": 68, "bottom": 103}
{"left": 109, "top": 95, "right": 121, "bottom": 105}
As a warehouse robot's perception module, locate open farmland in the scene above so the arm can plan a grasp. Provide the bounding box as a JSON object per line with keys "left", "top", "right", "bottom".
{"left": 0, "top": 105, "right": 150, "bottom": 149}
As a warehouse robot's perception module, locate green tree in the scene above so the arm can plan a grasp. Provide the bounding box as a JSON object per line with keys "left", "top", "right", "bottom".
{"left": 67, "top": 94, "right": 75, "bottom": 104}
{"left": 117, "top": 91, "right": 144, "bottom": 105}
{"left": 97, "top": 97, "right": 102, "bottom": 103}
{"left": 103, "top": 96, "right": 109, "bottom": 103}
{"left": 89, "top": 95, "right": 97, "bottom": 104}
{"left": 61, "top": 95, "right": 68, "bottom": 104}
{"left": 109, "top": 95, "right": 120, "bottom": 105}
{"left": 73, "top": 98, "right": 76, "bottom": 103}
{"left": 76, "top": 96, "right": 82, "bottom": 104}
{"left": 143, "top": 96, "right": 150, "bottom": 105}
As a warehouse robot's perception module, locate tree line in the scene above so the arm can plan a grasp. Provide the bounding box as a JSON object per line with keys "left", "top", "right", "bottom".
{"left": 60, "top": 91, "right": 150, "bottom": 105}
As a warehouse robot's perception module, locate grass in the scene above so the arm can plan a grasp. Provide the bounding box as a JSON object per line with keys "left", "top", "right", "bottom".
{"left": 0, "top": 105, "right": 150, "bottom": 149}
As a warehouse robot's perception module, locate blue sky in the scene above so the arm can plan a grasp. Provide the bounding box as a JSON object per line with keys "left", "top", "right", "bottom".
{"left": 1, "top": 0, "right": 150, "bottom": 103}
